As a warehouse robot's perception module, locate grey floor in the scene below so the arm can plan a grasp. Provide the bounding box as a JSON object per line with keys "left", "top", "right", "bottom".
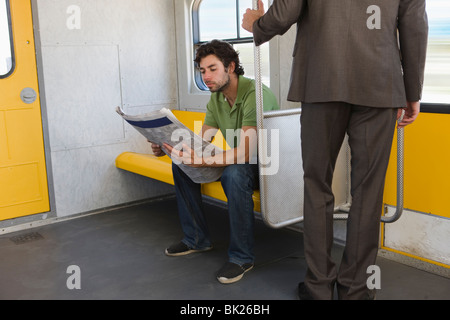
{"left": 0, "top": 197, "right": 449, "bottom": 300}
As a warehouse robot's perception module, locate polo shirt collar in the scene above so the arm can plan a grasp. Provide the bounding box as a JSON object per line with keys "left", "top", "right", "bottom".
{"left": 220, "top": 75, "right": 249, "bottom": 114}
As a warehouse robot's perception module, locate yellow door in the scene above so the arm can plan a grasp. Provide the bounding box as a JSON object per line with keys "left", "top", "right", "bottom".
{"left": 0, "top": 0, "right": 49, "bottom": 220}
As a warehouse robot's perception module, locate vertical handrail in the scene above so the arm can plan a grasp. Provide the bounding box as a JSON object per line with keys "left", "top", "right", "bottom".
{"left": 381, "top": 111, "right": 405, "bottom": 223}
{"left": 253, "top": 0, "right": 268, "bottom": 217}
{"left": 253, "top": 0, "right": 263, "bottom": 134}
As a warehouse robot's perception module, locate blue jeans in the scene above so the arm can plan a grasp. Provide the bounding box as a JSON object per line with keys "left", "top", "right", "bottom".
{"left": 172, "top": 163, "right": 259, "bottom": 266}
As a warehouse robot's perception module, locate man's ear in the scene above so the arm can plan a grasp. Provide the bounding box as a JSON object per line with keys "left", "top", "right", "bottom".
{"left": 227, "top": 61, "right": 236, "bottom": 74}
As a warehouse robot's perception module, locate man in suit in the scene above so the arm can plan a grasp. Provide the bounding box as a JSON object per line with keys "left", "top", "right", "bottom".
{"left": 243, "top": 0, "right": 428, "bottom": 299}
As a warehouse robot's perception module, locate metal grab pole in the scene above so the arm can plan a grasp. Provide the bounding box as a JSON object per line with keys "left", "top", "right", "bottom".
{"left": 253, "top": 0, "right": 269, "bottom": 218}
{"left": 253, "top": 0, "right": 263, "bottom": 133}
{"left": 253, "top": 0, "right": 264, "bottom": 145}
{"left": 381, "top": 111, "right": 405, "bottom": 223}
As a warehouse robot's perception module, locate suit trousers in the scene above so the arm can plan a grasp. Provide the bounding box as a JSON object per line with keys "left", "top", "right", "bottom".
{"left": 300, "top": 102, "right": 397, "bottom": 300}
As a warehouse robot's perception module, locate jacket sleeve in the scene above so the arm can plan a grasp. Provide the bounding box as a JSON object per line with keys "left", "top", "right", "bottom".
{"left": 398, "top": 0, "right": 428, "bottom": 102}
{"left": 253, "top": 0, "right": 307, "bottom": 46}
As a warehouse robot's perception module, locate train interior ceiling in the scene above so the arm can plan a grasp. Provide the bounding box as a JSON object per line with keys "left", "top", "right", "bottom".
{"left": 0, "top": 0, "right": 450, "bottom": 300}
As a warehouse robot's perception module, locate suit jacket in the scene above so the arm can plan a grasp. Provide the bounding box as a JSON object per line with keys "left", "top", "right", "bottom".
{"left": 253, "top": 0, "right": 428, "bottom": 108}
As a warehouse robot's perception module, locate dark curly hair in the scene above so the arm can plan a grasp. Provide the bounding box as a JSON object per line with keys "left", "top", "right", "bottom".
{"left": 194, "top": 40, "right": 245, "bottom": 76}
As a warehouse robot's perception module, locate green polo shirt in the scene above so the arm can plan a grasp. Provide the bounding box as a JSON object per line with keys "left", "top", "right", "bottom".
{"left": 204, "top": 75, "right": 279, "bottom": 148}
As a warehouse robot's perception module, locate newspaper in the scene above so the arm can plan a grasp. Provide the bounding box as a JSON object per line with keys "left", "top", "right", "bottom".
{"left": 116, "top": 106, "right": 224, "bottom": 183}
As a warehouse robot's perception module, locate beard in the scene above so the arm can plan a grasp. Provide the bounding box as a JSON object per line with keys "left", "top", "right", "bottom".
{"left": 207, "top": 75, "right": 231, "bottom": 93}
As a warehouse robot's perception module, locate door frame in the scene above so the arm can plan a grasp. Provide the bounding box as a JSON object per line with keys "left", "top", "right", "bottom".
{"left": 0, "top": 0, "right": 56, "bottom": 231}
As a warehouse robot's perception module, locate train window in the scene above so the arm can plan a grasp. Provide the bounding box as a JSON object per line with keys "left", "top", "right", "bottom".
{"left": 0, "top": 0, "right": 14, "bottom": 78}
{"left": 422, "top": 0, "right": 450, "bottom": 104}
{"left": 193, "top": 0, "right": 270, "bottom": 90}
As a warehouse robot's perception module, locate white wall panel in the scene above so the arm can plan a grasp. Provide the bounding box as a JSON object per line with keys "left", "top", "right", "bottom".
{"left": 42, "top": 45, "right": 124, "bottom": 151}
{"left": 384, "top": 208, "right": 450, "bottom": 266}
{"left": 36, "top": 0, "right": 177, "bottom": 217}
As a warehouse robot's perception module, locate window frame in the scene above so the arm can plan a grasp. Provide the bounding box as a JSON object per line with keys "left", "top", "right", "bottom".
{"left": 192, "top": 0, "right": 254, "bottom": 45}
{"left": 421, "top": 103, "right": 450, "bottom": 114}
{"left": 0, "top": 0, "right": 15, "bottom": 79}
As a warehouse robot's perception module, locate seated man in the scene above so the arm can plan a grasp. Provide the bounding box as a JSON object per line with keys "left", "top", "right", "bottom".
{"left": 151, "top": 40, "right": 279, "bottom": 284}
